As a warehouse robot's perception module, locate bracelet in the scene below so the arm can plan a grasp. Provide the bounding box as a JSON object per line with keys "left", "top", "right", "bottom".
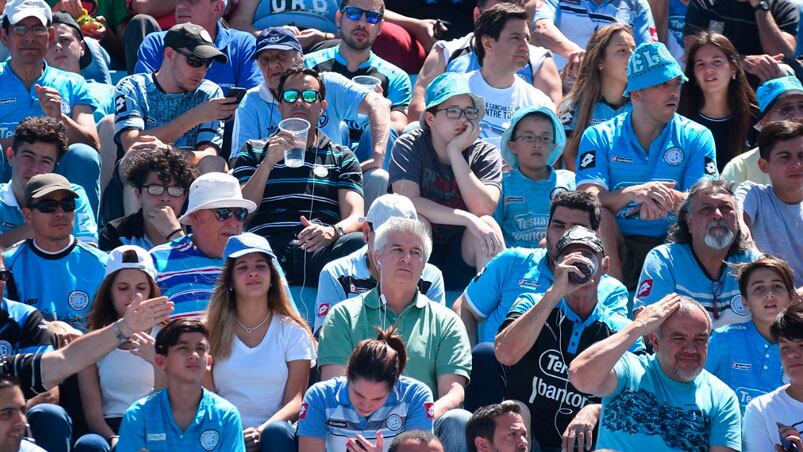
{"left": 112, "top": 320, "right": 130, "bottom": 345}
{"left": 167, "top": 228, "right": 183, "bottom": 240}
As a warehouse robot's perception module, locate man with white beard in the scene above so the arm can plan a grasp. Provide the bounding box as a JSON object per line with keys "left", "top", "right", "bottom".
{"left": 633, "top": 179, "right": 761, "bottom": 329}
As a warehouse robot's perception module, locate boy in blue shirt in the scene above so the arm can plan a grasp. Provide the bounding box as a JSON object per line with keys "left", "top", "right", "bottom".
{"left": 118, "top": 319, "right": 245, "bottom": 452}
{"left": 495, "top": 105, "right": 575, "bottom": 247}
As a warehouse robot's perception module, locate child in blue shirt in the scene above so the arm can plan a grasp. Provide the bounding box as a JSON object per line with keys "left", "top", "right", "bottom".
{"left": 117, "top": 319, "right": 245, "bottom": 452}
{"left": 494, "top": 106, "right": 575, "bottom": 247}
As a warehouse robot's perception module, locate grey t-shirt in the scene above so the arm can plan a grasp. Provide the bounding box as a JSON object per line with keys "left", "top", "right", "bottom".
{"left": 735, "top": 181, "right": 803, "bottom": 285}
{"left": 388, "top": 127, "right": 502, "bottom": 244}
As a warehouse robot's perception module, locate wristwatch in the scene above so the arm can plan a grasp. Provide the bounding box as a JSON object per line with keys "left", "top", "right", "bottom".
{"left": 754, "top": 1, "right": 770, "bottom": 12}
{"left": 333, "top": 224, "right": 345, "bottom": 239}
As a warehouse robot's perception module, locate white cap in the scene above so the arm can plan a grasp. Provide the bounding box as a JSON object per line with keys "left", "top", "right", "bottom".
{"left": 3, "top": 0, "right": 52, "bottom": 26}
{"left": 364, "top": 194, "right": 417, "bottom": 228}
{"left": 105, "top": 245, "right": 158, "bottom": 282}
{"left": 178, "top": 173, "right": 257, "bottom": 225}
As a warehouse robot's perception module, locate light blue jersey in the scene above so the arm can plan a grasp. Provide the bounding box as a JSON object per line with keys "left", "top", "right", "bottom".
{"left": 3, "top": 239, "right": 107, "bottom": 331}
{"left": 117, "top": 388, "right": 245, "bottom": 452}
{"left": 493, "top": 168, "right": 575, "bottom": 248}
{"left": 597, "top": 352, "right": 742, "bottom": 452}
{"left": 232, "top": 72, "right": 368, "bottom": 158}
{"left": 635, "top": 242, "right": 761, "bottom": 328}
{"left": 463, "top": 247, "right": 629, "bottom": 343}
{"left": 576, "top": 112, "right": 718, "bottom": 237}
{"left": 705, "top": 322, "right": 786, "bottom": 412}
{"left": 534, "top": 0, "right": 657, "bottom": 70}
{"left": 297, "top": 375, "right": 434, "bottom": 451}
{"left": 86, "top": 81, "right": 115, "bottom": 124}
{"left": 0, "top": 183, "right": 97, "bottom": 245}
{"left": 113, "top": 73, "right": 224, "bottom": 150}
{"left": 0, "top": 59, "right": 97, "bottom": 140}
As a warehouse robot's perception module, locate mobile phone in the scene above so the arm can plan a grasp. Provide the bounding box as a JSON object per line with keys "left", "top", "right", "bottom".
{"left": 226, "top": 87, "right": 247, "bottom": 105}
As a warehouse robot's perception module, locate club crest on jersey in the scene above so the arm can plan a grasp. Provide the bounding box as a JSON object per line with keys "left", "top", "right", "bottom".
{"left": 579, "top": 151, "right": 596, "bottom": 169}
{"left": 637, "top": 279, "right": 653, "bottom": 298}
{"left": 730, "top": 295, "right": 748, "bottom": 316}
{"left": 386, "top": 414, "right": 404, "bottom": 431}
{"left": 68, "top": 290, "right": 90, "bottom": 311}
{"left": 199, "top": 430, "right": 219, "bottom": 451}
{"left": 705, "top": 157, "right": 717, "bottom": 175}
{"left": 0, "top": 340, "right": 12, "bottom": 356}
{"left": 663, "top": 147, "right": 684, "bottom": 166}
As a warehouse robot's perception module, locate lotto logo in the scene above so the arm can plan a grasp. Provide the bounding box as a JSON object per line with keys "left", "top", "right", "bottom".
{"left": 424, "top": 402, "right": 435, "bottom": 419}
{"left": 637, "top": 279, "right": 653, "bottom": 298}
{"left": 299, "top": 402, "right": 309, "bottom": 419}
{"left": 649, "top": 26, "right": 658, "bottom": 41}
{"left": 579, "top": 151, "right": 596, "bottom": 169}
{"left": 705, "top": 157, "right": 717, "bottom": 175}
{"left": 318, "top": 303, "right": 330, "bottom": 317}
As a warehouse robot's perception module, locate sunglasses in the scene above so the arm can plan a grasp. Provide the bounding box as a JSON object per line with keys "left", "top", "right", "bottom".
{"left": 214, "top": 208, "right": 248, "bottom": 222}
{"left": 281, "top": 89, "right": 320, "bottom": 104}
{"left": 174, "top": 48, "right": 213, "bottom": 68}
{"left": 435, "top": 106, "right": 480, "bottom": 121}
{"left": 141, "top": 184, "right": 186, "bottom": 197}
{"left": 30, "top": 198, "right": 76, "bottom": 213}
{"left": 342, "top": 6, "right": 384, "bottom": 24}
{"left": 0, "top": 270, "right": 11, "bottom": 282}
{"left": 11, "top": 24, "right": 48, "bottom": 36}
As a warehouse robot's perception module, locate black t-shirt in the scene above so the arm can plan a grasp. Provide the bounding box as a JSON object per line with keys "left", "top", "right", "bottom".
{"left": 692, "top": 113, "right": 758, "bottom": 172}
{"left": 1, "top": 354, "right": 46, "bottom": 398}
{"left": 386, "top": 0, "right": 476, "bottom": 41}
{"left": 499, "top": 295, "right": 641, "bottom": 450}
{"left": 684, "top": 0, "right": 799, "bottom": 56}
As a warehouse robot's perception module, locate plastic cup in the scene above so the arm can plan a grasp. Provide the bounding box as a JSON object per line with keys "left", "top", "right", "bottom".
{"left": 278, "top": 118, "right": 310, "bottom": 168}
{"left": 352, "top": 75, "right": 382, "bottom": 93}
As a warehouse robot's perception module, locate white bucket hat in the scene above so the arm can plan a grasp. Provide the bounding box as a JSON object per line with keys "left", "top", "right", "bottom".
{"left": 178, "top": 173, "right": 257, "bottom": 225}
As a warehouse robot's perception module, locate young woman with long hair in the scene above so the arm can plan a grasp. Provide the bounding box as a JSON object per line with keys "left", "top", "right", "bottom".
{"left": 559, "top": 24, "right": 635, "bottom": 171}
{"left": 77, "top": 246, "right": 164, "bottom": 449}
{"left": 205, "top": 233, "right": 316, "bottom": 451}
{"left": 679, "top": 32, "right": 758, "bottom": 172}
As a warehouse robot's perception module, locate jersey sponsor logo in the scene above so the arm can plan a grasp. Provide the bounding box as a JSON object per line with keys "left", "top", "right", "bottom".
{"left": 317, "top": 303, "right": 330, "bottom": 318}
{"left": 386, "top": 414, "right": 404, "bottom": 431}
{"left": 578, "top": 151, "right": 596, "bottom": 169}
{"left": 424, "top": 402, "right": 435, "bottom": 419}
{"left": 705, "top": 157, "right": 717, "bottom": 175}
{"left": 611, "top": 155, "right": 633, "bottom": 164}
{"left": 730, "top": 295, "right": 748, "bottom": 316}
{"left": 299, "top": 402, "right": 309, "bottom": 419}
{"left": 67, "top": 290, "right": 90, "bottom": 311}
{"left": 549, "top": 186, "right": 569, "bottom": 199}
{"left": 199, "top": 429, "right": 219, "bottom": 450}
{"left": 504, "top": 195, "right": 525, "bottom": 204}
{"left": 0, "top": 340, "right": 12, "bottom": 356}
{"left": 735, "top": 387, "right": 764, "bottom": 406}
{"left": 146, "top": 433, "right": 166, "bottom": 441}
{"left": 528, "top": 376, "right": 589, "bottom": 408}
{"left": 663, "top": 147, "right": 684, "bottom": 166}
{"left": 0, "top": 98, "right": 15, "bottom": 105}
{"left": 327, "top": 419, "right": 348, "bottom": 428}
{"left": 518, "top": 279, "right": 540, "bottom": 289}
{"left": 114, "top": 95, "right": 126, "bottom": 114}
{"left": 637, "top": 279, "right": 653, "bottom": 298}
{"left": 539, "top": 349, "right": 569, "bottom": 382}
{"left": 731, "top": 362, "right": 752, "bottom": 370}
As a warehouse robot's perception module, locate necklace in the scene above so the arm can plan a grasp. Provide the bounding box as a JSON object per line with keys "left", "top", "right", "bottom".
{"left": 236, "top": 311, "right": 271, "bottom": 334}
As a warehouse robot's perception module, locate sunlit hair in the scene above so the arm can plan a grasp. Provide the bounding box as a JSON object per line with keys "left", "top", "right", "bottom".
{"left": 678, "top": 32, "right": 757, "bottom": 161}
{"left": 347, "top": 327, "right": 407, "bottom": 389}
{"left": 559, "top": 23, "right": 634, "bottom": 166}
{"left": 87, "top": 251, "right": 161, "bottom": 331}
{"left": 770, "top": 303, "right": 803, "bottom": 342}
{"left": 374, "top": 218, "right": 432, "bottom": 262}
{"left": 667, "top": 178, "right": 751, "bottom": 253}
{"left": 731, "top": 255, "right": 796, "bottom": 300}
{"left": 206, "top": 253, "right": 313, "bottom": 359}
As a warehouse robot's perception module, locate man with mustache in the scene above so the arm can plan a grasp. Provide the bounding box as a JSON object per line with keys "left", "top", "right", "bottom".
{"left": 569, "top": 294, "right": 742, "bottom": 451}
{"left": 577, "top": 41, "right": 718, "bottom": 291}
{"left": 634, "top": 178, "right": 761, "bottom": 328}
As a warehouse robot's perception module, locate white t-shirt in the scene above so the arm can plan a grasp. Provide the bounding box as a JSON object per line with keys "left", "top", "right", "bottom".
{"left": 465, "top": 70, "right": 554, "bottom": 149}
{"left": 743, "top": 385, "right": 803, "bottom": 451}
{"left": 97, "top": 347, "right": 155, "bottom": 418}
{"left": 212, "top": 314, "right": 317, "bottom": 428}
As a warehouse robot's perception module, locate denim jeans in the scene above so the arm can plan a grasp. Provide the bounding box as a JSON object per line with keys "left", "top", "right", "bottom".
{"left": 27, "top": 403, "right": 109, "bottom": 452}
{"left": 434, "top": 408, "right": 472, "bottom": 452}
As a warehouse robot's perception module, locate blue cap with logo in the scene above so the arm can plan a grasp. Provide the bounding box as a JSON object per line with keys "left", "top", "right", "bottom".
{"left": 254, "top": 27, "right": 303, "bottom": 57}
{"left": 224, "top": 233, "right": 277, "bottom": 260}
{"left": 624, "top": 42, "right": 687, "bottom": 97}
{"left": 756, "top": 75, "right": 803, "bottom": 118}
{"left": 421, "top": 72, "right": 485, "bottom": 125}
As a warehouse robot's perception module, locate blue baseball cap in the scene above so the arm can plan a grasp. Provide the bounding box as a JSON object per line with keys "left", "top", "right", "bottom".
{"left": 624, "top": 42, "right": 687, "bottom": 97}
{"left": 254, "top": 27, "right": 303, "bottom": 57}
{"left": 756, "top": 75, "right": 803, "bottom": 118}
{"left": 499, "top": 106, "right": 565, "bottom": 169}
{"left": 224, "top": 233, "right": 277, "bottom": 260}
{"left": 421, "top": 72, "right": 485, "bottom": 125}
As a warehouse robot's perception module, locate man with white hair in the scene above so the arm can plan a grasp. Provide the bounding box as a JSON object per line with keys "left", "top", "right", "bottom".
{"left": 569, "top": 294, "right": 742, "bottom": 451}
{"left": 634, "top": 178, "right": 761, "bottom": 328}
{"left": 314, "top": 193, "right": 445, "bottom": 332}
{"left": 317, "top": 217, "right": 473, "bottom": 452}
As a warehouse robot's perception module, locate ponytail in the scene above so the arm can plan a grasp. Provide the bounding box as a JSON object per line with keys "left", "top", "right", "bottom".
{"left": 347, "top": 327, "right": 407, "bottom": 388}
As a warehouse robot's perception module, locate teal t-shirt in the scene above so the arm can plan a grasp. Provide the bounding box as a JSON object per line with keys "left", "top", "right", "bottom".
{"left": 597, "top": 352, "right": 742, "bottom": 451}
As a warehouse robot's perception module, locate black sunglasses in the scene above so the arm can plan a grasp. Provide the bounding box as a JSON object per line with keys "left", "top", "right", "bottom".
{"left": 174, "top": 48, "right": 213, "bottom": 68}
{"left": 0, "top": 270, "right": 12, "bottom": 282}
{"left": 214, "top": 208, "right": 248, "bottom": 222}
{"left": 30, "top": 198, "right": 76, "bottom": 213}
{"left": 342, "top": 6, "right": 384, "bottom": 24}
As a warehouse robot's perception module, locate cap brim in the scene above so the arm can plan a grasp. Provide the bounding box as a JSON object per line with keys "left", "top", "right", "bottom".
{"left": 255, "top": 44, "right": 298, "bottom": 56}
{"left": 9, "top": 10, "right": 49, "bottom": 26}
{"left": 178, "top": 198, "right": 257, "bottom": 224}
{"left": 191, "top": 45, "right": 228, "bottom": 63}
{"left": 557, "top": 242, "right": 604, "bottom": 257}
{"left": 29, "top": 186, "right": 78, "bottom": 201}
{"left": 227, "top": 247, "right": 276, "bottom": 260}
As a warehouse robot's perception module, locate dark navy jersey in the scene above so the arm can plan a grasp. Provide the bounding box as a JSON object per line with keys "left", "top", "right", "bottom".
{"left": 0, "top": 298, "right": 53, "bottom": 356}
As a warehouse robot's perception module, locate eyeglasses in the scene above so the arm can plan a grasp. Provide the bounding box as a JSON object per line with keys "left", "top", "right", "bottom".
{"left": 281, "top": 89, "right": 320, "bottom": 104}
{"left": 0, "top": 269, "right": 12, "bottom": 282}
{"left": 30, "top": 198, "right": 76, "bottom": 213}
{"left": 342, "top": 6, "right": 384, "bottom": 24}
{"left": 174, "top": 48, "right": 213, "bottom": 68}
{"left": 775, "top": 102, "right": 803, "bottom": 120}
{"left": 141, "top": 184, "right": 186, "bottom": 197}
{"left": 11, "top": 24, "right": 48, "bottom": 36}
{"left": 435, "top": 107, "right": 480, "bottom": 120}
{"left": 514, "top": 134, "right": 554, "bottom": 146}
{"left": 711, "top": 281, "right": 723, "bottom": 320}
{"left": 214, "top": 208, "right": 248, "bottom": 222}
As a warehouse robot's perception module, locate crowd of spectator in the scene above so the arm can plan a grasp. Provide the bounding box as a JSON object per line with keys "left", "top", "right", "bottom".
{"left": 0, "top": 0, "right": 801, "bottom": 451}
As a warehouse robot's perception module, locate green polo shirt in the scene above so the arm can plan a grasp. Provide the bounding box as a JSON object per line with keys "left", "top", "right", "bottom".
{"left": 317, "top": 288, "right": 472, "bottom": 394}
